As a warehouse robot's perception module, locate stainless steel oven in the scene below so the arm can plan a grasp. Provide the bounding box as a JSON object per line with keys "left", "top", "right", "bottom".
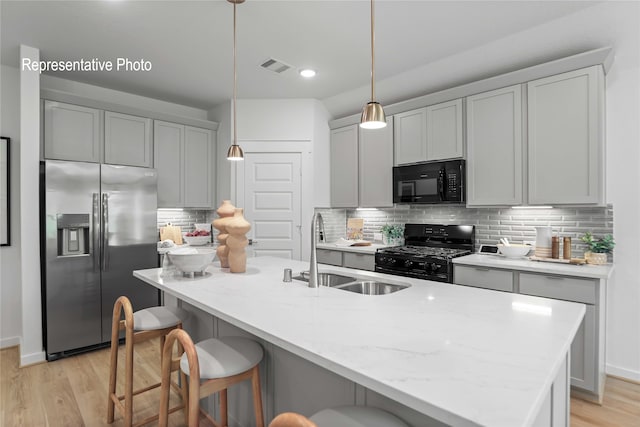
{"left": 393, "top": 159, "right": 465, "bottom": 204}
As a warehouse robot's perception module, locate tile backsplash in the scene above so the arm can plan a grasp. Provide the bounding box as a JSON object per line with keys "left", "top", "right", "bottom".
{"left": 157, "top": 209, "right": 211, "bottom": 234}
{"left": 317, "top": 205, "right": 613, "bottom": 258}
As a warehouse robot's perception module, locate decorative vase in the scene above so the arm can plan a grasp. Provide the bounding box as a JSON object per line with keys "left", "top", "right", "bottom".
{"left": 585, "top": 251, "right": 607, "bottom": 265}
{"left": 383, "top": 235, "right": 403, "bottom": 246}
{"left": 226, "top": 208, "right": 251, "bottom": 273}
{"left": 212, "top": 200, "right": 236, "bottom": 268}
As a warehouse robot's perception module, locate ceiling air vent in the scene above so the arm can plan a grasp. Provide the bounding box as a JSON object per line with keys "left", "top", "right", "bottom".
{"left": 260, "top": 58, "right": 291, "bottom": 74}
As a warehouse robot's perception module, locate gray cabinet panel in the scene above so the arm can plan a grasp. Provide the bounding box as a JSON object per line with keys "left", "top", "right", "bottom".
{"left": 466, "top": 85, "right": 523, "bottom": 206}
{"left": 358, "top": 117, "right": 393, "bottom": 208}
{"left": 317, "top": 249, "right": 342, "bottom": 266}
{"left": 330, "top": 125, "right": 359, "bottom": 207}
{"left": 104, "top": 111, "right": 152, "bottom": 167}
{"left": 184, "top": 126, "right": 214, "bottom": 208}
{"left": 569, "top": 305, "right": 596, "bottom": 392}
{"left": 343, "top": 252, "right": 375, "bottom": 271}
{"left": 394, "top": 108, "right": 427, "bottom": 165}
{"left": 426, "top": 98, "right": 463, "bottom": 160}
{"left": 154, "top": 120, "right": 184, "bottom": 208}
{"left": 527, "top": 66, "right": 604, "bottom": 205}
{"left": 519, "top": 273, "right": 596, "bottom": 305}
{"left": 454, "top": 265, "right": 514, "bottom": 292}
{"left": 44, "top": 100, "right": 101, "bottom": 163}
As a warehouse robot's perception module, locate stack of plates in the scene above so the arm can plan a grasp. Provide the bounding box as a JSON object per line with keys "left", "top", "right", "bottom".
{"left": 535, "top": 246, "right": 552, "bottom": 258}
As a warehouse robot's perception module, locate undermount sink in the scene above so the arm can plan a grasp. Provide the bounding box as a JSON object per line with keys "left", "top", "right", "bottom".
{"left": 293, "top": 272, "right": 356, "bottom": 287}
{"left": 335, "top": 281, "right": 410, "bottom": 295}
{"left": 293, "top": 272, "right": 410, "bottom": 295}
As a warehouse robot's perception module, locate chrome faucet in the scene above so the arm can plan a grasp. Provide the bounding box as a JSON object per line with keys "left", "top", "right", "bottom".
{"left": 308, "top": 212, "right": 324, "bottom": 288}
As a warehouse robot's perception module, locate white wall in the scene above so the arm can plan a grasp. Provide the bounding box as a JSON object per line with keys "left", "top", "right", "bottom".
{"left": 19, "top": 45, "right": 44, "bottom": 365}
{"left": 212, "top": 99, "right": 331, "bottom": 261}
{"left": 312, "top": 99, "right": 331, "bottom": 208}
{"left": 0, "top": 65, "right": 22, "bottom": 348}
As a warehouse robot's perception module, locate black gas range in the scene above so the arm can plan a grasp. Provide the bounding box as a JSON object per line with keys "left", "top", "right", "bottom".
{"left": 375, "top": 224, "right": 475, "bottom": 283}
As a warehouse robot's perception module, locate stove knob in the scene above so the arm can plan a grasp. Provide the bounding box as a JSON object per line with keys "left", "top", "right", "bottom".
{"left": 404, "top": 260, "right": 413, "bottom": 268}
{"left": 429, "top": 263, "right": 440, "bottom": 272}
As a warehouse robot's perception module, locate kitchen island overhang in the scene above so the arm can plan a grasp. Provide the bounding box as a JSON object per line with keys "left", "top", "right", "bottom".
{"left": 134, "top": 256, "right": 585, "bottom": 427}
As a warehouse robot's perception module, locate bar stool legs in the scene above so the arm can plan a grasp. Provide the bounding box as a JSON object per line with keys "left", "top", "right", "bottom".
{"left": 159, "top": 329, "right": 265, "bottom": 427}
{"left": 107, "top": 296, "right": 188, "bottom": 427}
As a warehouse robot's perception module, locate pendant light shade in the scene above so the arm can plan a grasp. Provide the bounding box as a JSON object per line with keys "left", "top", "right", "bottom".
{"left": 360, "top": 102, "right": 386, "bottom": 129}
{"left": 227, "top": 0, "right": 245, "bottom": 161}
{"left": 360, "top": 0, "right": 386, "bottom": 129}
{"left": 227, "top": 143, "right": 244, "bottom": 161}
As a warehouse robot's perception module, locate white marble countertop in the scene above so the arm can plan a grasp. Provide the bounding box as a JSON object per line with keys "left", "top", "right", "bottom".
{"left": 454, "top": 254, "right": 614, "bottom": 279}
{"left": 316, "top": 242, "right": 390, "bottom": 254}
{"left": 134, "top": 256, "right": 584, "bottom": 427}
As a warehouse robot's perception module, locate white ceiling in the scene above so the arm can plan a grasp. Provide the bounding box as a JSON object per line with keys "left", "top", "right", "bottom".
{"left": 1, "top": 1, "right": 603, "bottom": 117}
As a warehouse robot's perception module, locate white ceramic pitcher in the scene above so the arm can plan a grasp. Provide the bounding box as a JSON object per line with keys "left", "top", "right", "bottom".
{"left": 535, "top": 226, "right": 552, "bottom": 257}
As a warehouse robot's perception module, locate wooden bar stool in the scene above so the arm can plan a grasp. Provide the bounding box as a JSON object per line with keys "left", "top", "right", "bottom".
{"left": 269, "top": 406, "right": 409, "bottom": 427}
{"left": 158, "top": 328, "right": 265, "bottom": 427}
{"left": 107, "top": 296, "right": 189, "bottom": 427}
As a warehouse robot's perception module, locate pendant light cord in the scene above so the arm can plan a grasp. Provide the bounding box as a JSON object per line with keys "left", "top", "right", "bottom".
{"left": 370, "top": 0, "right": 375, "bottom": 102}
{"left": 233, "top": 1, "right": 238, "bottom": 146}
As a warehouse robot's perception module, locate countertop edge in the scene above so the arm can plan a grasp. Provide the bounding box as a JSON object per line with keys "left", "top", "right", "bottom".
{"left": 453, "top": 254, "right": 614, "bottom": 279}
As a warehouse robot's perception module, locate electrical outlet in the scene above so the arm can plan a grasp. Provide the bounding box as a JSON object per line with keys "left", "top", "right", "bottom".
{"left": 374, "top": 232, "right": 382, "bottom": 242}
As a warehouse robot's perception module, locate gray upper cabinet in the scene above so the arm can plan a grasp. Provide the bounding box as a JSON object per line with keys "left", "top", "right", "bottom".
{"left": 154, "top": 121, "right": 184, "bottom": 208}
{"left": 358, "top": 117, "right": 394, "bottom": 208}
{"left": 104, "top": 111, "right": 152, "bottom": 167}
{"left": 184, "top": 126, "right": 214, "bottom": 208}
{"left": 44, "top": 100, "right": 102, "bottom": 163}
{"left": 527, "top": 66, "right": 605, "bottom": 205}
{"left": 466, "top": 85, "right": 523, "bottom": 206}
{"left": 426, "top": 98, "right": 464, "bottom": 160}
{"left": 394, "top": 108, "right": 427, "bottom": 165}
{"left": 154, "top": 121, "right": 215, "bottom": 209}
{"left": 330, "top": 125, "right": 359, "bottom": 207}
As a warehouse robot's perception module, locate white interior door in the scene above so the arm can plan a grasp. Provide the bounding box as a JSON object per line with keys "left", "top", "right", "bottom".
{"left": 239, "top": 152, "right": 302, "bottom": 260}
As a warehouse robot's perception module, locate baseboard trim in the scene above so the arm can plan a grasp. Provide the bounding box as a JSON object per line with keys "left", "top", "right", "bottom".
{"left": 606, "top": 364, "right": 640, "bottom": 383}
{"left": 608, "top": 373, "right": 640, "bottom": 386}
{"left": 0, "top": 336, "right": 21, "bottom": 349}
{"left": 20, "top": 350, "right": 46, "bottom": 367}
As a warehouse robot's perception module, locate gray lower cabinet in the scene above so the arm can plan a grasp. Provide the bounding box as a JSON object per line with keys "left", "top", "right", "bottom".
{"left": 44, "top": 100, "right": 102, "bottom": 163}
{"left": 316, "top": 248, "right": 343, "bottom": 267}
{"left": 454, "top": 265, "right": 514, "bottom": 292}
{"left": 453, "top": 265, "right": 605, "bottom": 399}
{"left": 519, "top": 273, "right": 600, "bottom": 394}
{"left": 316, "top": 249, "right": 375, "bottom": 272}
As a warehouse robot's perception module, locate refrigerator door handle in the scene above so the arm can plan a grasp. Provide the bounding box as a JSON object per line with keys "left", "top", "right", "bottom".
{"left": 92, "top": 193, "right": 100, "bottom": 272}
{"left": 102, "top": 193, "right": 109, "bottom": 271}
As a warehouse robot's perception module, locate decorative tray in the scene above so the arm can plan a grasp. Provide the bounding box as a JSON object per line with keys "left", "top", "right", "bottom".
{"left": 529, "top": 256, "right": 586, "bottom": 265}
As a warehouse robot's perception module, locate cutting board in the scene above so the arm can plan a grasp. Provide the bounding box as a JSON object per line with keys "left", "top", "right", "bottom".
{"left": 160, "top": 225, "right": 183, "bottom": 245}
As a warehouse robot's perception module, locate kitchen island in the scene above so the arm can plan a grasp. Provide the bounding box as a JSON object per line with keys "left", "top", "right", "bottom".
{"left": 134, "top": 256, "right": 585, "bottom": 427}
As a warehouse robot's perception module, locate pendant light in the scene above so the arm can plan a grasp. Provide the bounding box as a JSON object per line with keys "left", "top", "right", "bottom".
{"left": 360, "top": 0, "right": 386, "bottom": 129}
{"left": 227, "top": 0, "right": 244, "bottom": 161}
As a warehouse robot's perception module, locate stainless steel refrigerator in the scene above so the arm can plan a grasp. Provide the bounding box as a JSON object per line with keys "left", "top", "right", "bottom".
{"left": 41, "top": 160, "right": 159, "bottom": 359}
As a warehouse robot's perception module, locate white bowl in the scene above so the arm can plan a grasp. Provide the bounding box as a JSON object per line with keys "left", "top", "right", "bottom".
{"left": 167, "top": 248, "right": 216, "bottom": 274}
{"left": 497, "top": 244, "right": 532, "bottom": 258}
{"left": 183, "top": 235, "right": 211, "bottom": 246}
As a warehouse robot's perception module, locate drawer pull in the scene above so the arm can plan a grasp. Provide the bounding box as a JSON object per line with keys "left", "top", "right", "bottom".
{"left": 546, "top": 276, "right": 565, "bottom": 281}
{"left": 474, "top": 267, "right": 490, "bottom": 272}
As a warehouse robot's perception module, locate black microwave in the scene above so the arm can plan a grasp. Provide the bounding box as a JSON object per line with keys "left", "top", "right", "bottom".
{"left": 393, "top": 159, "right": 465, "bottom": 204}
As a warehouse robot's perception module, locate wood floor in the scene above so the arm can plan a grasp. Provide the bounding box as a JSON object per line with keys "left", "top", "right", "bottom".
{"left": 1, "top": 339, "right": 639, "bottom": 426}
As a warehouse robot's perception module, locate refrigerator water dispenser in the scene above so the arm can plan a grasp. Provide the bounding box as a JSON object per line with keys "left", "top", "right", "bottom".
{"left": 57, "top": 214, "right": 90, "bottom": 256}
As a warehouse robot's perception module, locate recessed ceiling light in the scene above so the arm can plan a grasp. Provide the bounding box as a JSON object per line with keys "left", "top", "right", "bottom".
{"left": 299, "top": 69, "right": 316, "bottom": 78}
